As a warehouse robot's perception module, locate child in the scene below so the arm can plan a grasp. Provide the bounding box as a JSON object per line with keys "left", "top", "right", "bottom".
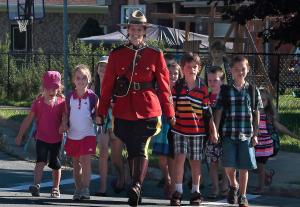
{"left": 205, "top": 66, "right": 228, "bottom": 198}
{"left": 94, "top": 56, "right": 125, "bottom": 196}
{"left": 170, "top": 52, "right": 218, "bottom": 206}
{"left": 253, "top": 87, "right": 300, "bottom": 194}
{"left": 63, "top": 64, "right": 99, "bottom": 201}
{"left": 152, "top": 57, "right": 182, "bottom": 198}
{"left": 200, "top": 40, "right": 232, "bottom": 84}
{"left": 214, "top": 55, "right": 263, "bottom": 207}
{"left": 15, "top": 71, "right": 65, "bottom": 198}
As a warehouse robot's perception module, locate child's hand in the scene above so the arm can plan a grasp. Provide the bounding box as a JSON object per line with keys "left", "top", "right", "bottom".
{"left": 95, "top": 116, "right": 104, "bottom": 126}
{"left": 251, "top": 135, "right": 258, "bottom": 146}
{"left": 209, "top": 133, "right": 218, "bottom": 144}
{"left": 15, "top": 136, "right": 23, "bottom": 146}
{"left": 59, "top": 124, "right": 68, "bottom": 134}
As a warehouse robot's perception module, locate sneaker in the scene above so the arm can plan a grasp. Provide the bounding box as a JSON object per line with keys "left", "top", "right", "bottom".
{"left": 29, "top": 184, "right": 40, "bottom": 197}
{"left": 190, "top": 191, "right": 203, "bottom": 206}
{"left": 72, "top": 189, "right": 81, "bottom": 201}
{"left": 170, "top": 191, "right": 182, "bottom": 206}
{"left": 227, "top": 186, "right": 239, "bottom": 204}
{"left": 238, "top": 195, "right": 249, "bottom": 207}
{"left": 80, "top": 188, "right": 90, "bottom": 200}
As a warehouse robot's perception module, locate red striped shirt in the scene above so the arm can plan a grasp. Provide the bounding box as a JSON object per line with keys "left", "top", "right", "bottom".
{"left": 172, "top": 78, "right": 210, "bottom": 136}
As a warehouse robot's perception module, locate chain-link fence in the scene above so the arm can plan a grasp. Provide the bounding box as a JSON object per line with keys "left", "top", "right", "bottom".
{"left": 0, "top": 52, "right": 299, "bottom": 108}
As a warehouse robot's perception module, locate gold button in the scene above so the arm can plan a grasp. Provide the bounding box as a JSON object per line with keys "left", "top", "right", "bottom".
{"left": 121, "top": 67, "right": 125, "bottom": 70}
{"left": 133, "top": 91, "right": 136, "bottom": 94}
{"left": 135, "top": 63, "right": 138, "bottom": 66}
{"left": 135, "top": 73, "right": 138, "bottom": 75}
{"left": 146, "top": 67, "right": 150, "bottom": 70}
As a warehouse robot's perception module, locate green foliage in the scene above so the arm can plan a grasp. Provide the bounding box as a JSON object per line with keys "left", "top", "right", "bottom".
{"left": 0, "top": 34, "right": 109, "bottom": 103}
{"left": 146, "top": 39, "right": 166, "bottom": 52}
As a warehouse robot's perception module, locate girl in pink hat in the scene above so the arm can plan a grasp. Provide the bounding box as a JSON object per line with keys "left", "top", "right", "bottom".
{"left": 16, "top": 71, "right": 65, "bottom": 198}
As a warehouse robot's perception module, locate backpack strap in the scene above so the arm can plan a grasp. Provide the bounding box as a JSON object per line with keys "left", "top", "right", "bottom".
{"left": 87, "top": 89, "right": 99, "bottom": 118}
{"left": 221, "top": 84, "right": 230, "bottom": 110}
{"left": 247, "top": 84, "right": 257, "bottom": 113}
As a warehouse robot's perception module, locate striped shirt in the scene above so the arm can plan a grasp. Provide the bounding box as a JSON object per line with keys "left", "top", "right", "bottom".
{"left": 172, "top": 78, "right": 211, "bottom": 136}
{"left": 255, "top": 112, "right": 274, "bottom": 157}
{"left": 215, "top": 82, "right": 263, "bottom": 139}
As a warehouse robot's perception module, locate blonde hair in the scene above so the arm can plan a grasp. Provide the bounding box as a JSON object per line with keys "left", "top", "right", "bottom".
{"left": 169, "top": 63, "right": 183, "bottom": 79}
{"left": 72, "top": 64, "right": 92, "bottom": 84}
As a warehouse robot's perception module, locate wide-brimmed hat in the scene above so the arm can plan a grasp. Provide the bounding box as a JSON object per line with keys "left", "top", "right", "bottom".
{"left": 119, "top": 10, "right": 148, "bottom": 27}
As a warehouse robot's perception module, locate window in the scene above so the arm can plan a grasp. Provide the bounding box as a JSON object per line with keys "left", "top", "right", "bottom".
{"left": 11, "top": 24, "right": 32, "bottom": 52}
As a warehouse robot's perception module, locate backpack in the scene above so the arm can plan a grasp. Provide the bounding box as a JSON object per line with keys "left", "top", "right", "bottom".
{"left": 266, "top": 118, "right": 280, "bottom": 157}
{"left": 66, "top": 89, "right": 98, "bottom": 121}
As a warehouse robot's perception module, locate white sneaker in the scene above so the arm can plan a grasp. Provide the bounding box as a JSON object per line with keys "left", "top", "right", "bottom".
{"left": 80, "top": 188, "right": 90, "bottom": 200}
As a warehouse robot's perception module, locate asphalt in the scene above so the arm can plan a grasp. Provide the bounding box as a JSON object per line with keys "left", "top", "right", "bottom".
{"left": 1, "top": 115, "right": 300, "bottom": 199}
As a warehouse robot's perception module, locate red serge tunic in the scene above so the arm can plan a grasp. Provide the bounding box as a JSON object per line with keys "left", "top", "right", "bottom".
{"left": 98, "top": 44, "right": 175, "bottom": 120}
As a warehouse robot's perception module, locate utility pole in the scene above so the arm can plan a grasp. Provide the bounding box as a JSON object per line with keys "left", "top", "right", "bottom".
{"left": 63, "top": 0, "right": 69, "bottom": 94}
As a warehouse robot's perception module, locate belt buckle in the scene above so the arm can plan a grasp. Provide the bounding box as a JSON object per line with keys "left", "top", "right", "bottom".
{"left": 133, "top": 82, "right": 141, "bottom": 90}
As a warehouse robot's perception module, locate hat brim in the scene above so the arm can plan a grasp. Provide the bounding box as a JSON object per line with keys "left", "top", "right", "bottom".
{"left": 117, "top": 23, "right": 149, "bottom": 27}
{"left": 43, "top": 83, "right": 60, "bottom": 90}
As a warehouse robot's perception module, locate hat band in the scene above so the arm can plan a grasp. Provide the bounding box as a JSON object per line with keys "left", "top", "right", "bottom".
{"left": 129, "top": 20, "right": 147, "bottom": 25}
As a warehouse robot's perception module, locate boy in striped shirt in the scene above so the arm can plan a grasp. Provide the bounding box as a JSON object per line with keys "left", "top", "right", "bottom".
{"left": 170, "top": 52, "right": 218, "bottom": 206}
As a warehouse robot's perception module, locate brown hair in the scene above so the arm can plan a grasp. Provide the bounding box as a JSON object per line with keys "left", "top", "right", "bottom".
{"left": 259, "top": 87, "right": 278, "bottom": 123}
{"left": 208, "top": 65, "right": 225, "bottom": 81}
{"left": 210, "top": 40, "right": 226, "bottom": 52}
{"left": 230, "top": 55, "right": 250, "bottom": 69}
{"left": 180, "top": 52, "right": 201, "bottom": 68}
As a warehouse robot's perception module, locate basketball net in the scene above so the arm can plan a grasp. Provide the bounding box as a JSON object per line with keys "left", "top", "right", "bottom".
{"left": 17, "top": 19, "right": 29, "bottom": 32}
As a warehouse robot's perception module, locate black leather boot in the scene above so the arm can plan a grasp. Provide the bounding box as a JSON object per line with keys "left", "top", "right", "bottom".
{"left": 128, "top": 157, "right": 148, "bottom": 206}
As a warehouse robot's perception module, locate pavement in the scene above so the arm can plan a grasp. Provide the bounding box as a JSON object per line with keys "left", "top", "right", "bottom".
{"left": 1, "top": 112, "right": 300, "bottom": 199}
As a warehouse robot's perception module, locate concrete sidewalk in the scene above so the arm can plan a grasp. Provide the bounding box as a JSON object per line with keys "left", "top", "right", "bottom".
{"left": 1, "top": 117, "right": 300, "bottom": 198}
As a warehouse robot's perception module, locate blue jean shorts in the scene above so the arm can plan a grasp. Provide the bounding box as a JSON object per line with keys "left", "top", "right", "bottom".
{"left": 221, "top": 137, "right": 257, "bottom": 170}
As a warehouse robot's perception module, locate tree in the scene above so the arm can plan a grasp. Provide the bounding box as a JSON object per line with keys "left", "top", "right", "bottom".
{"left": 209, "top": 0, "right": 300, "bottom": 48}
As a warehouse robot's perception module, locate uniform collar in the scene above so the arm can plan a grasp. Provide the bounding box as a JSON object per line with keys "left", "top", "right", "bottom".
{"left": 125, "top": 42, "right": 147, "bottom": 51}
{"left": 72, "top": 90, "right": 89, "bottom": 99}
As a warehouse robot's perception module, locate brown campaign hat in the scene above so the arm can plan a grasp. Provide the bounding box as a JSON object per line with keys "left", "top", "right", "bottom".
{"left": 119, "top": 10, "right": 148, "bottom": 27}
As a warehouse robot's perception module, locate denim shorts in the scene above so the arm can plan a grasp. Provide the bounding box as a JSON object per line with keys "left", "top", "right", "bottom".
{"left": 221, "top": 137, "right": 257, "bottom": 170}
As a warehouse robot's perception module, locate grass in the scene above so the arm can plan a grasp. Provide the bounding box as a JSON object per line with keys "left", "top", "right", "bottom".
{"left": 278, "top": 95, "right": 300, "bottom": 153}
{"left": 0, "top": 109, "right": 28, "bottom": 123}
{"left": 0, "top": 99, "right": 31, "bottom": 107}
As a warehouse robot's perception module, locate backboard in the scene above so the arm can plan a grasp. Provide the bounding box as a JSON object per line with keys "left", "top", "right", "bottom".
{"left": 7, "top": 0, "right": 45, "bottom": 21}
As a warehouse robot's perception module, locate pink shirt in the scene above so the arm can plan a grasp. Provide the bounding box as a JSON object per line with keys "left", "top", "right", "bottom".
{"left": 31, "top": 96, "right": 65, "bottom": 143}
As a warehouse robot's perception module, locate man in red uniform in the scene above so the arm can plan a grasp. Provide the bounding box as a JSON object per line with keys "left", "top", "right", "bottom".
{"left": 97, "top": 10, "right": 175, "bottom": 206}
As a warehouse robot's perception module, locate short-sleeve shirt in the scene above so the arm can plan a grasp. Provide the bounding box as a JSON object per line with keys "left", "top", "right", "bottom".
{"left": 31, "top": 96, "right": 65, "bottom": 143}
{"left": 68, "top": 92, "right": 96, "bottom": 140}
{"left": 171, "top": 78, "right": 211, "bottom": 136}
{"left": 215, "top": 82, "right": 263, "bottom": 139}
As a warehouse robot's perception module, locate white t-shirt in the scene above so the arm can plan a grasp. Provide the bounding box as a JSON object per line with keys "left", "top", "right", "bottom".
{"left": 68, "top": 95, "right": 96, "bottom": 140}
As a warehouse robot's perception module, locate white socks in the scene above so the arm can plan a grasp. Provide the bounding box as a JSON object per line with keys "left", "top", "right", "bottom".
{"left": 191, "top": 184, "right": 200, "bottom": 193}
{"left": 175, "top": 183, "right": 183, "bottom": 194}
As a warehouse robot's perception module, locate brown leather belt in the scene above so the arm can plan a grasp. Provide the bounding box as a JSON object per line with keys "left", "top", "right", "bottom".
{"left": 130, "top": 82, "right": 155, "bottom": 91}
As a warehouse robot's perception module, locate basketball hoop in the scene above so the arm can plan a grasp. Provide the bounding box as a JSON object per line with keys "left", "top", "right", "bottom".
{"left": 16, "top": 19, "right": 29, "bottom": 32}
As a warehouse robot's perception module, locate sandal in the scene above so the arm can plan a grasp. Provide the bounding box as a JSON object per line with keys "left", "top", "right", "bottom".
{"left": 51, "top": 188, "right": 60, "bottom": 198}
{"left": 265, "top": 169, "right": 275, "bottom": 186}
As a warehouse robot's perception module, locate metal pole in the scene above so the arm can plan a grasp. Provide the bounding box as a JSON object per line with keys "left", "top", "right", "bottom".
{"left": 63, "top": 0, "right": 69, "bottom": 94}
